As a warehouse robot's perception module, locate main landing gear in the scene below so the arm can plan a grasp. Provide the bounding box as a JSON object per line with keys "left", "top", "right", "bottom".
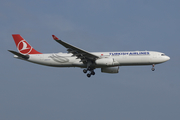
{"left": 83, "top": 68, "right": 95, "bottom": 78}
{"left": 151, "top": 64, "right": 155, "bottom": 71}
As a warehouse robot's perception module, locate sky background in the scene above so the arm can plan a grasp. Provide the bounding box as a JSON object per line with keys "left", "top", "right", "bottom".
{"left": 1, "top": 0, "right": 180, "bottom": 120}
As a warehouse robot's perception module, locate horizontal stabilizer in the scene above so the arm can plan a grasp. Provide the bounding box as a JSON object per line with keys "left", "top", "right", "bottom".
{"left": 8, "top": 50, "right": 29, "bottom": 59}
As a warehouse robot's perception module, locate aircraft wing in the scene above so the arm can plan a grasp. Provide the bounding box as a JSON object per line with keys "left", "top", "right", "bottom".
{"left": 52, "top": 35, "right": 99, "bottom": 62}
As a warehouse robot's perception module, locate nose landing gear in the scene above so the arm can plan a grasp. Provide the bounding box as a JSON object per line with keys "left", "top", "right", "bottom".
{"left": 151, "top": 64, "right": 155, "bottom": 71}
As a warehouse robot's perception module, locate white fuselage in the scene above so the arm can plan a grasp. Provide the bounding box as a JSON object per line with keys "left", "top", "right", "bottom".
{"left": 15, "top": 51, "right": 170, "bottom": 68}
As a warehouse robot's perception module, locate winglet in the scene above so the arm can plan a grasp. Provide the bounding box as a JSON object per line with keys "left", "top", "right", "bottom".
{"left": 52, "top": 35, "right": 59, "bottom": 40}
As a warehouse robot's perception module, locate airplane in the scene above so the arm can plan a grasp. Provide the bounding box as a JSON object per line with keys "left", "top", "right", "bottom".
{"left": 8, "top": 34, "right": 170, "bottom": 78}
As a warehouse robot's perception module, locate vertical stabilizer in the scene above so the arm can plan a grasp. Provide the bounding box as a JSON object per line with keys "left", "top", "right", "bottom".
{"left": 12, "top": 34, "right": 42, "bottom": 54}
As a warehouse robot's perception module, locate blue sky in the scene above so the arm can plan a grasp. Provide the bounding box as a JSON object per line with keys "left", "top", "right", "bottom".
{"left": 1, "top": 0, "right": 180, "bottom": 120}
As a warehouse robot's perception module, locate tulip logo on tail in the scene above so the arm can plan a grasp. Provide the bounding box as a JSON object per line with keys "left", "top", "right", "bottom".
{"left": 17, "top": 40, "right": 32, "bottom": 54}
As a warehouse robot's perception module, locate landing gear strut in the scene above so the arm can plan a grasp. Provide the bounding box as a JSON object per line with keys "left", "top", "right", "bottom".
{"left": 151, "top": 64, "right": 155, "bottom": 71}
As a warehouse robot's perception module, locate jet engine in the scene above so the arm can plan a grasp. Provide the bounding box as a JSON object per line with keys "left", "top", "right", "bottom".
{"left": 101, "top": 66, "right": 119, "bottom": 73}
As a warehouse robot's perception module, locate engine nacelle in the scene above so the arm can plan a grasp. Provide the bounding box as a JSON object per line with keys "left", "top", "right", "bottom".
{"left": 101, "top": 66, "right": 119, "bottom": 73}
{"left": 95, "top": 58, "right": 119, "bottom": 66}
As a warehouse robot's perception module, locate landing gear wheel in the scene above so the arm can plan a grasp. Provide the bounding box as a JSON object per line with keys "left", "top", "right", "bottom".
{"left": 83, "top": 69, "right": 87, "bottom": 73}
{"left": 151, "top": 68, "right": 155, "bottom": 71}
{"left": 85, "top": 65, "right": 95, "bottom": 77}
{"left": 91, "top": 71, "right": 95, "bottom": 75}
{"left": 87, "top": 73, "right": 91, "bottom": 78}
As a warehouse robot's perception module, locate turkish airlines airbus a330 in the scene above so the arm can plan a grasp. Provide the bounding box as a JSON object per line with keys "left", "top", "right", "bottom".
{"left": 8, "top": 34, "right": 170, "bottom": 77}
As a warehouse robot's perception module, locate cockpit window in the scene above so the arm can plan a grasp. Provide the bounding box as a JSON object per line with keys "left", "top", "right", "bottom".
{"left": 161, "top": 54, "right": 165, "bottom": 56}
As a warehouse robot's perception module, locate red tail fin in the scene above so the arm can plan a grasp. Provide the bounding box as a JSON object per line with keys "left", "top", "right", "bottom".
{"left": 12, "top": 34, "right": 42, "bottom": 54}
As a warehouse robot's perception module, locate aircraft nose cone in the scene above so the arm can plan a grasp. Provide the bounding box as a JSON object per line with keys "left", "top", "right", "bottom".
{"left": 166, "top": 56, "right": 170, "bottom": 61}
{"left": 167, "top": 56, "right": 170, "bottom": 60}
